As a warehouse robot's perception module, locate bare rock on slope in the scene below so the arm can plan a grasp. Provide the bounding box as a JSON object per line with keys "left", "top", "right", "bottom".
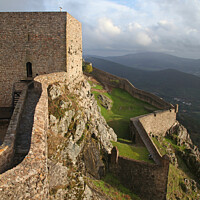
{"left": 48, "top": 77, "right": 117, "bottom": 199}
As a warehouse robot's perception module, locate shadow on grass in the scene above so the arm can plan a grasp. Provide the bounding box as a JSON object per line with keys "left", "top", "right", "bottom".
{"left": 176, "top": 153, "right": 197, "bottom": 181}
{"left": 102, "top": 173, "right": 141, "bottom": 200}
{"left": 107, "top": 119, "right": 131, "bottom": 140}
{"left": 117, "top": 138, "right": 133, "bottom": 144}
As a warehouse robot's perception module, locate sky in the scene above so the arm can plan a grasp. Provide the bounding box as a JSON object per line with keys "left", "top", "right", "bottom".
{"left": 1, "top": 0, "right": 200, "bottom": 58}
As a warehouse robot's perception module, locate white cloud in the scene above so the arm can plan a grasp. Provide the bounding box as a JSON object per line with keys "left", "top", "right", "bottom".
{"left": 136, "top": 32, "right": 152, "bottom": 46}
{"left": 98, "top": 18, "right": 121, "bottom": 36}
{"left": 1, "top": 0, "right": 200, "bottom": 58}
{"left": 128, "top": 23, "right": 142, "bottom": 31}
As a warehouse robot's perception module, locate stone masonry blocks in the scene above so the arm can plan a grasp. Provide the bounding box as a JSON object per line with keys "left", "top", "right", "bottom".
{"left": 0, "top": 12, "right": 83, "bottom": 107}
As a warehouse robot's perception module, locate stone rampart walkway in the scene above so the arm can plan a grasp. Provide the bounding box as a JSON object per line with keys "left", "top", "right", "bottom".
{"left": 12, "top": 88, "right": 40, "bottom": 167}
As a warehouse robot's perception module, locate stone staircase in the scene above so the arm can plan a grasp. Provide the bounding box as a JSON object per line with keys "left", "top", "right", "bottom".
{"left": 12, "top": 88, "right": 40, "bottom": 167}
{"left": 13, "top": 91, "right": 21, "bottom": 108}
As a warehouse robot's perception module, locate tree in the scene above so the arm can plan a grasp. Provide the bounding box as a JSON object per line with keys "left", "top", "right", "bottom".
{"left": 83, "top": 61, "right": 93, "bottom": 73}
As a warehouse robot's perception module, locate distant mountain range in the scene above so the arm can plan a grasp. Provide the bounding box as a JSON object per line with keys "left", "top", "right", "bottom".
{"left": 85, "top": 52, "right": 200, "bottom": 76}
{"left": 85, "top": 56, "right": 200, "bottom": 147}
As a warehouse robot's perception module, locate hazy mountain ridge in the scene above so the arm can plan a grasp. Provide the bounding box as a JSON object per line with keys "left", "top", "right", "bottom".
{"left": 86, "top": 52, "right": 200, "bottom": 76}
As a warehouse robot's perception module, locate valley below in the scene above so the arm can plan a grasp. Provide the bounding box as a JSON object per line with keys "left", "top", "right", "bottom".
{"left": 85, "top": 56, "right": 200, "bottom": 149}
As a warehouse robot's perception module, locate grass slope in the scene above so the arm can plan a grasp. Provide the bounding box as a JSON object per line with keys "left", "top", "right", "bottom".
{"left": 92, "top": 87, "right": 156, "bottom": 139}
{"left": 151, "top": 136, "right": 199, "bottom": 199}
{"left": 111, "top": 140, "right": 153, "bottom": 163}
{"left": 89, "top": 79, "right": 156, "bottom": 163}
{"left": 89, "top": 173, "right": 141, "bottom": 200}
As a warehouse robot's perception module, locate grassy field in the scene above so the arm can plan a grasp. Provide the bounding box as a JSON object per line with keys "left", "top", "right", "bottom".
{"left": 89, "top": 80, "right": 156, "bottom": 162}
{"left": 91, "top": 85, "right": 157, "bottom": 140}
{"left": 90, "top": 173, "right": 141, "bottom": 200}
{"left": 111, "top": 140, "right": 154, "bottom": 163}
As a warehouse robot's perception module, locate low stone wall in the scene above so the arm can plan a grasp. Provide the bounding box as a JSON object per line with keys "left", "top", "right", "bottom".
{"left": 0, "top": 72, "right": 84, "bottom": 199}
{"left": 130, "top": 109, "right": 176, "bottom": 165}
{"left": 139, "top": 109, "right": 177, "bottom": 137}
{"left": 110, "top": 155, "right": 169, "bottom": 200}
{"left": 130, "top": 118, "right": 162, "bottom": 165}
{"left": 0, "top": 86, "right": 28, "bottom": 173}
{"left": 92, "top": 67, "right": 174, "bottom": 109}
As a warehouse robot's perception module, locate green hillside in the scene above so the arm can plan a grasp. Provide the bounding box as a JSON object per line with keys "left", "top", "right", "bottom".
{"left": 152, "top": 135, "right": 199, "bottom": 199}
{"left": 90, "top": 83, "right": 156, "bottom": 140}
{"left": 88, "top": 76, "right": 200, "bottom": 199}
{"left": 88, "top": 77, "right": 156, "bottom": 163}
{"left": 86, "top": 57, "right": 200, "bottom": 148}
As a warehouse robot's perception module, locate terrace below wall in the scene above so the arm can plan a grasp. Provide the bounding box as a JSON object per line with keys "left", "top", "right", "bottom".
{"left": 92, "top": 67, "right": 174, "bottom": 110}
{"left": 130, "top": 109, "right": 176, "bottom": 164}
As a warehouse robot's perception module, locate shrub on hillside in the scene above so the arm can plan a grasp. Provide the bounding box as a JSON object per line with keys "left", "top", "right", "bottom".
{"left": 83, "top": 61, "right": 93, "bottom": 73}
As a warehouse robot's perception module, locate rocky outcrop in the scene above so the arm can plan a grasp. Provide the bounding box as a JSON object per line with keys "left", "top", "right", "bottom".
{"left": 167, "top": 121, "right": 200, "bottom": 181}
{"left": 48, "top": 77, "right": 117, "bottom": 199}
{"left": 97, "top": 94, "right": 112, "bottom": 110}
{"left": 180, "top": 178, "right": 198, "bottom": 193}
{"left": 167, "top": 121, "right": 192, "bottom": 146}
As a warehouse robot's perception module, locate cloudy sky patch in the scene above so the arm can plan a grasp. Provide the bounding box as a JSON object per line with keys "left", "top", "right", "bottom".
{"left": 1, "top": 0, "right": 200, "bottom": 58}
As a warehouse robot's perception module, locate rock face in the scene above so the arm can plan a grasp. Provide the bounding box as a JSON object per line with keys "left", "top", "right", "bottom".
{"left": 167, "top": 121, "right": 200, "bottom": 181}
{"left": 166, "top": 121, "right": 192, "bottom": 146}
{"left": 97, "top": 94, "right": 112, "bottom": 110}
{"left": 47, "top": 77, "right": 117, "bottom": 199}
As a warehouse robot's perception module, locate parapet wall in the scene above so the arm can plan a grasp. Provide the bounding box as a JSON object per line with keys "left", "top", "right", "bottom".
{"left": 130, "top": 109, "right": 176, "bottom": 165}
{"left": 110, "top": 155, "right": 169, "bottom": 200}
{"left": 0, "top": 72, "right": 83, "bottom": 199}
{"left": 0, "top": 85, "right": 28, "bottom": 173}
{"left": 92, "top": 67, "right": 174, "bottom": 109}
{"left": 139, "top": 109, "right": 177, "bottom": 137}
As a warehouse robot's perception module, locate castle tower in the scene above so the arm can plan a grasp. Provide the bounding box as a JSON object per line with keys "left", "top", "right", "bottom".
{"left": 0, "top": 12, "right": 82, "bottom": 108}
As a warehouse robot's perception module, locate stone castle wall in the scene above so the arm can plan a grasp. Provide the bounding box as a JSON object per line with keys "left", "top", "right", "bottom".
{"left": 92, "top": 67, "right": 174, "bottom": 110}
{"left": 0, "top": 72, "right": 83, "bottom": 199}
{"left": 0, "top": 12, "right": 82, "bottom": 107}
{"left": 0, "top": 86, "right": 28, "bottom": 173}
{"left": 139, "top": 109, "right": 177, "bottom": 137}
{"left": 92, "top": 67, "right": 174, "bottom": 199}
{"left": 110, "top": 111, "right": 173, "bottom": 200}
{"left": 129, "top": 110, "right": 176, "bottom": 165}
{"left": 110, "top": 155, "right": 169, "bottom": 200}
{"left": 66, "top": 13, "right": 83, "bottom": 80}
{"left": 130, "top": 117, "right": 163, "bottom": 165}
{"left": 0, "top": 121, "right": 9, "bottom": 145}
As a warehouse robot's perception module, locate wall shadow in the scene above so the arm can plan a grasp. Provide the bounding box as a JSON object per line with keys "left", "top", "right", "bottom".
{"left": 9, "top": 83, "right": 42, "bottom": 169}
{"left": 0, "top": 107, "right": 12, "bottom": 119}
